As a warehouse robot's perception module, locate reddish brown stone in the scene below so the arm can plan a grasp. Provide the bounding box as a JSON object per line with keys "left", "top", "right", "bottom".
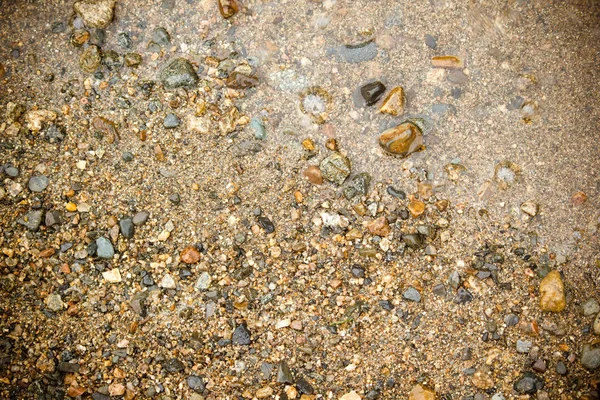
{"left": 180, "top": 246, "right": 201, "bottom": 264}
{"left": 303, "top": 165, "right": 323, "bottom": 184}
{"left": 367, "top": 216, "right": 391, "bottom": 237}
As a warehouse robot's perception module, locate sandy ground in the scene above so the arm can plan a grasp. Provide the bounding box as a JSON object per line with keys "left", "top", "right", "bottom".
{"left": 0, "top": 0, "right": 599, "bottom": 399}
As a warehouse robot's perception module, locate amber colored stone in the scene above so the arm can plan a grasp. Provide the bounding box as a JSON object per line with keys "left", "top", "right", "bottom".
{"left": 408, "top": 200, "right": 425, "bottom": 217}
{"left": 226, "top": 71, "right": 258, "bottom": 89}
{"left": 431, "top": 55, "right": 464, "bottom": 69}
{"left": 539, "top": 270, "right": 566, "bottom": 312}
{"left": 180, "top": 246, "right": 201, "bottom": 264}
{"left": 325, "top": 138, "right": 338, "bottom": 151}
{"left": 303, "top": 165, "right": 323, "bottom": 184}
{"left": 40, "top": 248, "right": 56, "bottom": 258}
{"left": 367, "top": 216, "right": 390, "bottom": 237}
{"left": 379, "top": 86, "right": 405, "bottom": 116}
{"left": 218, "top": 0, "right": 239, "bottom": 19}
{"left": 409, "top": 384, "right": 436, "bottom": 400}
{"left": 92, "top": 116, "right": 119, "bottom": 143}
{"left": 571, "top": 191, "right": 587, "bottom": 206}
{"left": 379, "top": 122, "right": 424, "bottom": 157}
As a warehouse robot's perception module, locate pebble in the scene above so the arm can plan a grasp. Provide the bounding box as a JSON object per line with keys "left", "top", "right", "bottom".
{"left": 296, "top": 377, "right": 314, "bottom": 394}
{"left": 594, "top": 313, "right": 600, "bottom": 335}
{"left": 119, "top": 218, "right": 134, "bottom": 239}
{"left": 195, "top": 272, "right": 212, "bottom": 290}
{"left": 539, "top": 270, "right": 566, "bottom": 312}
{"left": 186, "top": 375, "right": 205, "bottom": 393}
{"left": 409, "top": 384, "right": 435, "bottom": 400}
{"left": 102, "top": 268, "right": 122, "bottom": 283}
{"left": 73, "top": 0, "right": 116, "bottom": 28}
{"left": 571, "top": 190, "right": 587, "bottom": 206}
{"left": 402, "top": 233, "right": 424, "bottom": 249}
{"left": 152, "top": 27, "right": 171, "bottom": 46}
{"left": 555, "top": 361, "right": 567, "bottom": 375}
{"left": 379, "top": 86, "right": 405, "bottom": 116}
{"left": 340, "top": 391, "right": 362, "bottom": 400}
{"left": 250, "top": 117, "right": 266, "bottom": 140}
{"left": 320, "top": 153, "right": 351, "bottom": 185}
{"left": 471, "top": 367, "right": 494, "bottom": 389}
{"left": 331, "top": 40, "right": 378, "bottom": 63}
{"left": 159, "top": 58, "right": 199, "bottom": 89}
{"left": 454, "top": 288, "right": 473, "bottom": 304}
{"left": 520, "top": 200, "right": 539, "bottom": 216}
{"left": 513, "top": 371, "right": 544, "bottom": 394}
{"left": 360, "top": 81, "right": 386, "bottom": 106}
{"left": 447, "top": 70, "right": 469, "bottom": 84}
{"left": 122, "top": 151, "right": 134, "bottom": 162}
{"left": 504, "top": 313, "right": 519, "bottom": 326}
{"left": 132, "top": 211, "right": 149, "bottom": 225}
{"left": 379, "top": 122, "right": 424, "bottom": 157}
{"left": 80, "top": 45, "right": 102, "bottom": 73}
{"left": 28, "top": 175, "right": 49, "bottom": 192}
{"left": 582, "top": 298, "right": 600, "bottom": 316}
{"left": 431, "top": 55, "right": 464, "bottom": 69}
{"left": 163, "top": 113, "right": 181, "bottom": 128}
{"left": 218, "top": 0, "right": 239, "bottom": 18}
{"left": 108, "top": 383, "right": 125, "bottom": 396}
{"left": 303, "top": 165, "right": 323, "bottom": 184}
{"left": 425, "top": 34, "right": 437, "bottom": 49}
{"left": 532, "top": 359, "right": 547, "bottom": 373}
{"left": 232, "top": 324, "right": 251, "bottom": 345}
{"left": 581, "top": 344, "right": 600, "bottom": 369}
{"left": 124, "top": 52, "right": 142, "bottom": 67}
{"left": 159, "top": 274, "right": 176, "bottom": 289}
{"left": 96, "top": 237, "right": 114, "bottom": 259}
{"left": 17, "top": 210, "right": 43, "bottom": 231}
{"left": 4, "top": 166, "right": 18, "bottom": 177}
{"left": 45, "top": 210, "right": 61, "bottom": 227}
{"left": 403, "top": 287, "right": 421, "bottom": 302}
{"left": 45, "top": 293, "right": 64, "bottom": 312}
{"left": 367, "top": 217, "right": 390, "bottom": 237}
{"left": 164, "top": 358, "right": 184, "bottom": 373}
{"left": 516, "top": 339, "right": 532, "bottom": 353}
{"left": 181, "top": 246, "right": 201, "bottom": 264}
{"left": 276, "top": 361, "right": 294, "bottom": 383}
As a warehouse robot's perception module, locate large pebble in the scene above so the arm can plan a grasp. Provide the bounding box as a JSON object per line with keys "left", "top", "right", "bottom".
{"left": 582, "top": 298, "right": 600, "bottom": 316}
{"left": 181, "top": 246, "right": 201, "bottom": 264}
{"left": 28, "top": 175, "right": 49, "bottom": 192}
{"left": 96, "top": 237, "right": 114, "bottom": 259}
{"left": 17, "top": 210, "right": 43, "bottom": 231}
{"left": 581, "top": 345, "right": 600, "bottom": 370}
{"left": 320, "top": 153, "right": 351, "bottom": 185}
{"left": 232, "top": 324, "right": 251, "bottom": 345}
{"left": 79, "top": 45, "right": 102, "bottom": 73}
{"left": 409, "top": 384, "right": 435, "bottom": 400}
{"left": 159, "top": 274, "right": 176, "bottom": 289}
{"left": 539, "top": 271, "right": 566, "bottom": 312}
{"left": 159, "top": 58, "right": 199, "bottom": 89}
{"left": 379, "top": 122, "right": 424, "bottom": 157}
{"left": 513, "top": 371, "right": 544, "bottom": 394}
{"left": 74, "top": 0, "right": 116, "bottom": 28}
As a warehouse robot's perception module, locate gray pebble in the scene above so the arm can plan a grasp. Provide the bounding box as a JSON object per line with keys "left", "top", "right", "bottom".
{"left": 186, "top": 375, "right": 205, "bottom": 393}
{"left": 581, "top": 344, "right": 600, "bottom": 370}
{"left": 119, "top": 218, "right": 134, "bottom": 239}
{"left": 133, "top": 211, "right": 149, "bottom": 225}
{"left": 250, "top": 117, "right": 266, "bottom": 140}
{"left": 28, "top": 175, "right": 49, "bottom": 192}
{"left": 276, "top": 361, "right": 294, "bottom": 383}
{"left": 425, "top": 34, "right": 437, "bottom": 49}
{"left": 195, "top": 272, "right": 212, "bottom": 290}
{"left": 329, "top": 40, "right": 378, "bottom": 63}
{"left": 45, "top": 210, "right": 62, "bottom": 227}
{"left": 122, "top": 151, "right": 134, "bottom": 162}
{"left": 17, "top": 210, "right": 43, "bottom": 231}
{"left": 96, "top": 237, "right": 114, "bottom": 259}
{"left": 403, "top": 287, "right": 421, "bottom": 302}
{"left": 5, "top": 166, "right": 19, "bottom": 177}
{"left": 232, "top": 324, "right": 251, "bottom": 345}
{"left": 516, "top": 339, "right": 532, "bottom": 353}
{"left": 163, "top": 113, "right": 181, "bottom": 128}
{"left": 582, "top": 298, "right": 600, "bottom": 316}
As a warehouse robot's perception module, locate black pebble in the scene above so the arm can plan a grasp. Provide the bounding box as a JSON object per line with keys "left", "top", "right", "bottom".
{"left": 360, "top": 81, "right": 386, "bottom": 106}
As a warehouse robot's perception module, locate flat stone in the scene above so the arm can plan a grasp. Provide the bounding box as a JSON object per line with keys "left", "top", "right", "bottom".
{"left": 379, "top": 122, "right": 424, "bottom": 157}
{"left": 45, "top": 210, "right": 62, "bottom": 227}
{"left": 119, "top": 218, "right": 134, "bottom": 239}
{"left": 581, "top": 345, "right": 600, "bottom": 370}
{"left": 582, "top": 298, "right": 600, "bottom": 316}
{"left": 159, "top": 274, "right": 176, "bottom": 289}
{"left": 520, "top": 200, "right": 539, "bottom": 216}
{"left": 454, "top": 288, "right": 474, "bottom": 304}
{"left": 276, "top": 361, "right": 293, "bottom": 383}
{"left": 425, "top": 34, "right": 437, "bottom": 49}
{"left": 539, "top": 270, "right": 566, "bottom": 312}
{"left": 303, "top": 165, "right": 323, "bottom": 184}
{"left": 379, "top": 86, "right": 405, "bottom": 116}
{"left": 340, "top": 392, "right": 361, "bottom": 400}
{"left": 447, "top": 70, "right": 469, "bottom": 84}
{"left": 516, "top": 339, "right": 532, "bottom": 353}
{"left": 132, "top": 211, "right": 149, "bottom": 225}
{"left": 102, "top": 268, "right": 122, "bottom": 283}
{"left": 232, "top": 324, "right": 251, "bottom": 345}
{"left": 4, "top": 166, "right": 18, "bottom": 177}
{"left": 159, "top": 58, "right": 199, "bottom": 89}
{"left": 403, "top": 287, "right": 421, "bottom": 302}
{"left": 45, "top": 293, "right": 64, "bottom": 312}
{"left": 96, "top": 237, "right": 114, "bottom": 259}
{"left": 409, "top": 384, "right": 436, "bottom": 400}
{"left": 250, "top": 117, "right": 266, "bottom": 140}
{"left": 195, "top": 272, "right": 212, "bottom": 290}
{"left": 163, "top": 113, "right": 181, "bottom": 128}
{"left": 472, "top": 367, "right": 494, "bottom": 389}
{"left": 28, "top": 175, "right": 49, "bottom": 192}
{"left": 74, "top": 0, "right": 116, "bottom": 28}
{"left": 320, "top": 153, "right": 351, "bottom": 185}
{"left": 163, "top": 358, "right": 184, "bottom": 373}
{"left": 17, "top": 210, "right": 43, "bottom": 231}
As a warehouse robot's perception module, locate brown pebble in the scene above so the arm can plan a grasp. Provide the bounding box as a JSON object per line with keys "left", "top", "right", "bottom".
{"left": 571, "top": 191, "right": 587, "bottom": 206}
{"left": 435, "top": 199, "right": 449, "bottom": 211}
{"left": 218, "top": 0, "right": 239, "bottom": 19}
{"left": 180, "top": 246, "right": 201, "bottom": 264}
{"left": 154, "top": 144, "right": 165, "bottom": 161}
{"left": 408, "top": 200, "right": 425, "bottom": 217}
{"left": 39, "top": 248, "right": 56, "bottom": 258}
{"left": 379, "top": 86, "right": 405, "bottom": 116}
{"left": 431, "top": 55, "right": 464, "bottom": 69}
{"left": 303, "top": 166, "right": 323, "bottom": 184}
{"left": 302, "top": 138, "right": 315, "bottom": 151}
{"left": 367, "top": 216, "right": 391, "bottom": 237}
{"left": 417, "top": 182, "right": 433, "bottom": 200}
{"left": 325, "top": 138, "right": 338, "bottom": 151}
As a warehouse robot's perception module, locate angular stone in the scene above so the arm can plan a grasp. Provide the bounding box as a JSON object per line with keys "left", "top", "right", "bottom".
{"left": 232, "top": 324, "right": 251, "bottom": 345}
{"left": 132, "top": 211, "right": 149, "bottom": 226}
{"left": 45, "top": 210, "right": 62, "bottom": 227}
{"left": 96, "top": 237, "right": 114, "bottom": 259}
{"left": 74, "top": 0, "right": 116, "bottom": 28}
{"left": 159, "top": 58, "right": 199, "bottom": 89}
{"left": 513, "top": 371, "right": 544, "bottom": 394}
{"left": 320, "top": 153, "right": 351, "bottom": 185}
{"left": 17, "top": 210, "right": 43, "bottom": 231}
{"left": 159, "top": 274, "right": 176, "bottom": 289}
{"left": 195, "top": 272, "right": 212, "bottom": 290}
{"left": 226, "top": 72, "right": 259, "bottom": 89}
{"left": 102, "top": 268, "right": 122, "bottom": 283}
{"left": 28, "top": 175, "right": 49, "bottom": 192}
{"left": 379, "top": 122, "right": 424, "bottom": 157}
{"left": 119, "top": 218, "right": 134, "bottom": 239}
{"left": 594, "top": 313, "right": 600, "bottom": 335}
{"left": 539, "top": 271, "right": 566, "bottom": 312}
{"left": 409, "top": 384, "right": 436, "bottom": 400}
{"left": 360, "top": 81, "right": 386, "bottom": 106}
{"left": 45, "top": 293, "right": 64, "bottom": 312}
{"left": 276, "top": 361, "right": 293, "bottom": 384}
{"left": 582, "top": 299, "right": 600, "bottom": 316}
{"left": 520, "top": 200, "right": 539, "bottom": 216}
{"left": 367, "top": 216, "right": 390, "bottom": 237}
{"left": 403, "top": 287, "right": 421, "bottom": 302}
{"left": 472, "top": 367, "right": 494, "bottom": 389}
{"left": 379, "top": 86, "right": 405, "bottom": 116}
{"left": 163, "top": 113, "right": 180, "bottom": 128}
{"left": 186, "top": 375, "right": 205, "bottom": 393}
{"left": 92, "top": 116, "right": 119, "bottom": 143}
{"left": 80, "top": 45, "right": 102, "bottom": 73}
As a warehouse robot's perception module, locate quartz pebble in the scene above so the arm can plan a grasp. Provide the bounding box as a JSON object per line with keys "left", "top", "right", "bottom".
{"left": 539, "top": 271, "right": 566, "bottom": 312}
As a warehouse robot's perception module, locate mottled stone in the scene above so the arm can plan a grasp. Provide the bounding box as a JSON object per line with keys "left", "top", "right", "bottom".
{"left": 17, "top": 210, "right": 43, "bottom": 231}
{"left": 181, "top": 246, "right": 201, "bottom": 264}
{"left": 581, "top": 345, "right": 600, "bottom": 370}
{"left": 379, "top": 86, "right": 405, "bottom": 116}
{"left": 79, "top": 45, "right": 102, "bottom": 73}
{"left": 379, "top": 122, "right": 424, "bottom": 157}
{"left": 74, "top": 0, "right": 116, "bottom": 28}
{"left": 96, "top": 237, "right": 114, "bottom": 259}
{"left": 367, "top": 217, "right": 390, "bottom": 237}
{"left": 159, "top": 58, "right": 199, "bottom": 89}
{"left": 320, "top": 153, "right": 351, "bottom": 185}
{"left": 539, "top": 271, "right": 566, "bottom": 312}
{"left": 232, "top": 324, "right": 251, "bottom": 345}
{"left": 409, "top": 384, "right": 436, "bottom": 400}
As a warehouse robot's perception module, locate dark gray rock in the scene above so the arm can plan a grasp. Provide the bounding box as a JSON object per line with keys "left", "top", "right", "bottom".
{"left": 159, "top": 58, "right": 198, "bottom": 89}
{"left": 296, "top": 377, "right": 314, "bottom": 394}
{"left": 581, "top": 345, "right": 600, "bottom": 370}
{"left": 117, "top": 32, "right": 132, "bottom": 49}
{"left": 386, "top": 186, "right": 406, "bottom": 199}
{"left": 425, "top": 34, "right": 437, "bottom": 49}
{"left": 232, "top": 324, "right": 251, "bottom": 345}
{"left": 163, "top": 358, "right": 184, "bottom": 373}
{"left": 45, "top": 210, "right": 62, "bottom": 227}
{"left": 453, "top": 288, "right": 473, "bottom": 304}
{"left": 130, "top": 291, "right": 148, "bottom": 316}
{"left": 513, "top": 371, "right": 544, "bottom": 394}
{"left": 186, "top": 375, "right": 205, "bottom": 393}
{"left": 119, "top": 218, "right": 134, "bottom": 239}
{"left": 556, "top": 361, "right": 567, "bottom": 375}
{"left": 360, "top": 81, "right": 386, "bottom": 106}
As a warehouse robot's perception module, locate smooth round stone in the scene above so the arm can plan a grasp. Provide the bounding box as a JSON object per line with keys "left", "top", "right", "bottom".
{"left": 516, "top": 339, "right": 532, "bottom": 353}
{"left": 581, "top": 345, "right": 600, "bottom": 370}
{"left": 96, "top": 237, "right": 114, "bottom": 259}
{"left": 379, "top": 122, "right": 424, "bottom": 157}
{"left": 386, "top": 186, "right": 406, "bottom": 199}
{"left": 250, "top": 117, "right": 266, "bottom": 140}
{"left": 169, "top": 193, "right": 181, "bottom": 204}
{"left": 5, "top": 166, "right": 19, "bottom": 177}
{"left": 28, "top": 175, "right": 49, "bottom": 192}
{"left": 122, "top": 151, "right": 134, "bottom": 162}
{"left": 360, "top": 81, "right": 386, "bottom": 106}
{"left": 133, "top": 211, "right": 149, "bottom": 226}
{"left": 582, "top": 298, "right": 600, "bottom": 316}
{"left": 555, "top": 361, "right": 567, "bottom": 375}
{"left": 186, "top": 375, "right": 205, "bottom": 393}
